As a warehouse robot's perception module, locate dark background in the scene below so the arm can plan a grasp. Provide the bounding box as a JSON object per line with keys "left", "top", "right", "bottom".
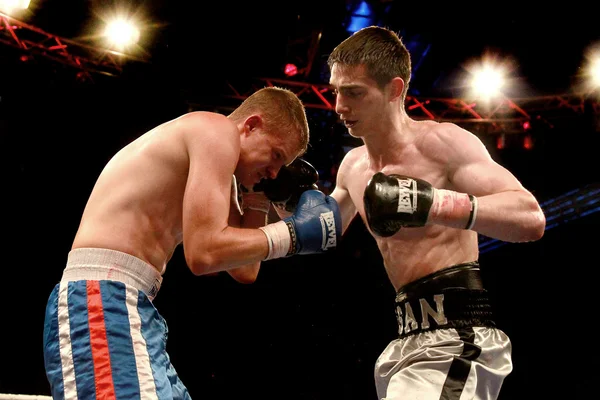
{"left": 1, "top": 1, "right": 599, "bottom": 399}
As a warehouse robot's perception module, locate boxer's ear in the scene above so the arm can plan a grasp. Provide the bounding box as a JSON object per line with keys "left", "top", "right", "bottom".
{"left": 387, "top": 77, "right": 405, "bottom": 102}
{"left": 243, "top": 115, "right": 263, "bottom": 135}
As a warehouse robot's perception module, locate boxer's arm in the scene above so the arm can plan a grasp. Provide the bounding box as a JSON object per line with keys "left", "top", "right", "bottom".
{"left": 181, "top": 113, "right": 341, "bottom": 276}
{"left": 330, "top": 150, "right": 358, "bottom": 235}
{"left": 437, "top": 123, "right": 546, "bottom": 242}
{"left": 199, "top": 180, "right": 263, "bottom": 282}
{"left": 225, "top": 206, "right": 265, "bottom": 284}
{"left": 181, "top": 113, "right": 275, "bottom": 275}
{"left": 364, "top": 125, "right": 545, "bottom": 241}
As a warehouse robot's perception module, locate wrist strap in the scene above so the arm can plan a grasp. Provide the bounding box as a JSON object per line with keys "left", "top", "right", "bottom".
{"left": 465, "top": 195, "right": 478, "bottom": 230}
{"left": 259, "top": 221, "right": 291, "bottom": 260}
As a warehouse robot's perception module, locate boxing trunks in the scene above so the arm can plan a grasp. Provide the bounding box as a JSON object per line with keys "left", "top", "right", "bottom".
{"left": 374, "top": 262, "right": 512, "bottom": 400}
{"left": 43, "top": 248, "right": 191, "bottom": 400}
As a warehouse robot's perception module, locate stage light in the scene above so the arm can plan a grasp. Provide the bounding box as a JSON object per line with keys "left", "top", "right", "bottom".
{"left": 471, "top": 65, "right": 505, "bottom": 99}
{"left": 523, "top": 134, "right": 534, "bottom": 150}
{"left": 463, "top": 54, "right": 515, "bottom": 102}
{"left": 284, "top": 63, "right": 298, "bottom": 77}
{"left": 346, "top": 1, "right": 374, "bottom": 34}
{"left": 589, "top": 57, "right": 600, "bottom": 87}
{"left": 0, "top": 0, "right": 30, "bottom": 13}
{"left": 496, "top": 134, "right": 505, "bottom": 150}
{"left": 104, "top": 18, "right": 140, "bottom": 49}
{"left": 580, "top": 46, "right": 600, "bottom": 93}
{"left": 522, "top": 120, "right": 531, "bottom": 131}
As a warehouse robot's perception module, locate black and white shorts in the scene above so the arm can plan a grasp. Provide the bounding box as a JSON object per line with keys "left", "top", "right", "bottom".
{"left": 374, "top": 263, "right": 512, "bottom": 400}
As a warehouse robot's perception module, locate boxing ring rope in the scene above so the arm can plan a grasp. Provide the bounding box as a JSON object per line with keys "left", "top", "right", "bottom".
{"left": 0, "top": 395, "right": 51, "bottom": 400}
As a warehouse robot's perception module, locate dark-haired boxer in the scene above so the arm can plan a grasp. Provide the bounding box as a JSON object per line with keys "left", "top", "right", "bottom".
{"left": 326, "top": 26, "right": 546, "bottom": 399}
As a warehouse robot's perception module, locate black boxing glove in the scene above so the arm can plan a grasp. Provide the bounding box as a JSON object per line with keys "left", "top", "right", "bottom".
{"left": 254, "top": 158, "right": 319, "bottom": 214}
{"left": 363, "top": 172, "right": 478, "bottom": 237}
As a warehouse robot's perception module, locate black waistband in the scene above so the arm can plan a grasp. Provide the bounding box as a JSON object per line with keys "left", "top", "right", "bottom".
{"left": 394, "top": 262, "right": 496, "bottom": 338}
{"left": 396, "top": 262, "right": 483, "bottom": 302}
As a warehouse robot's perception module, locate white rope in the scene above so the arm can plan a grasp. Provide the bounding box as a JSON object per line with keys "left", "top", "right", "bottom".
{"left": 0, "top": 395, "right": 52, "bottom": 400}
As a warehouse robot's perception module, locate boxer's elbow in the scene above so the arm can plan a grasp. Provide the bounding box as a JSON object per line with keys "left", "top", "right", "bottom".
{"left": 184, "top": 242, "right": 229, "bottom": 276}
{"left": 527, "top": 207, "right": 546, "bottom": 241}
{"left": 517, "top": 202, "right": 546, "bottom": 242}
{"left": 227, "top": 264, "right": 260, "bottom": 284}
{"left": 230, "top": 273, "right": 258, "bottom": 284}
{"left": 186, "top": 253, "right": 216, "bottom": 276}
{"left": 187, "top": 254, "right": 259, "bottom": 282}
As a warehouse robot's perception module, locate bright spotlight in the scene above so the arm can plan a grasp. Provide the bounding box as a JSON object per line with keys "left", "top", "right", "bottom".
{"left": 463, "top": 54, "right": 514, "bottom": 101}
{"left": 471, "top": 66, "right": 505, "bottom": 99}
{"left": 577, "top": 45, "right": 600, "bottom": 94}
{"left": 588, "top": 57, "right": 600, "bottom": 88}
{"left": 104, "top": 18, "right": 140, "bottom": 49}
{"left": 0, "top": 0, "right": 30, "bottom": 13}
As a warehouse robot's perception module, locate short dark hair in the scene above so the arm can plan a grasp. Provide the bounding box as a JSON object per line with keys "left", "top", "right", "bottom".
{"left": 327, "top": 26, "right": 412, "bottom": 102}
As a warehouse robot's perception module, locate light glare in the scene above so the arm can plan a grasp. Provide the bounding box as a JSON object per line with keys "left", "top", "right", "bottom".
{"left": 589, "top": 57, "right": 600, "bottom": 87}
{"left": 0, "top": 0, "right": 30, "bottom": 12}
{"left": 104, "top": 18, "right": 140, "bottom": 49}
{"left": 471, "top": 66, "right": 505, "bottom": 98}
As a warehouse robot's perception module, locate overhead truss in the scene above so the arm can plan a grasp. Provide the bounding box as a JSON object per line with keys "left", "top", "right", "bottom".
{"left": 188, "top": 77, "right": 600, "bottom": 134}
{"left": 2, "top": 11, "right": 597, "bottom": 134}
{"left": 0, "top": 11, "right": 149, "bottom": 81}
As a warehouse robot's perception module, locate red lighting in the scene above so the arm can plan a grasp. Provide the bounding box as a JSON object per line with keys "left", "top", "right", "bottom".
{"left": 496, "top": 134, "right": 505, "bottom": 150}
{"left": 522, "top": 121, "right": 531, "bottom": 130}
{"left": 284, "top": 63, "right": 298, "bottom": 77}
{"left": 523, "top": 134, "right": 534, "bottom": 150}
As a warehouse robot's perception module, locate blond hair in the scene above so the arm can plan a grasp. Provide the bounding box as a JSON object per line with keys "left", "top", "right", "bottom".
{"left": 228, "top": 87, "right": 310, "bottom": 155}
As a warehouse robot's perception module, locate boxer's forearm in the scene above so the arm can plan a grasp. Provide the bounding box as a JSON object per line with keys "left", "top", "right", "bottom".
{"left": 466, "top": 190, "right": 545, "bottom": 242}
{"left": 225, "top": 208, "right": 268, "bottom": 283}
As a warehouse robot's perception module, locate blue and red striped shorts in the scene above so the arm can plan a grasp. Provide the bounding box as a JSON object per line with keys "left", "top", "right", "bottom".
{"left": 43, "top": 248, "right": 191, "bottom": 400}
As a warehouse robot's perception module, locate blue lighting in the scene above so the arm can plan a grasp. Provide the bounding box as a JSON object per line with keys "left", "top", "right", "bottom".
{"left": 346, "top": 1, "right": 374, "bottom": 34}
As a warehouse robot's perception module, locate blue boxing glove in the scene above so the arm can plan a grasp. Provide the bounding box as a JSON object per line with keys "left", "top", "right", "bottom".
{"left": 259, "top": 190, "right": 341, "bottom": 259}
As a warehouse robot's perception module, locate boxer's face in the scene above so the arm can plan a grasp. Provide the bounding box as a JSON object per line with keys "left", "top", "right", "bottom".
{"left": 238, "top": 126, "right": 299, "bottom": 187}
{"left": 329, "top": 63, "right": 394, "bottom": 138}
